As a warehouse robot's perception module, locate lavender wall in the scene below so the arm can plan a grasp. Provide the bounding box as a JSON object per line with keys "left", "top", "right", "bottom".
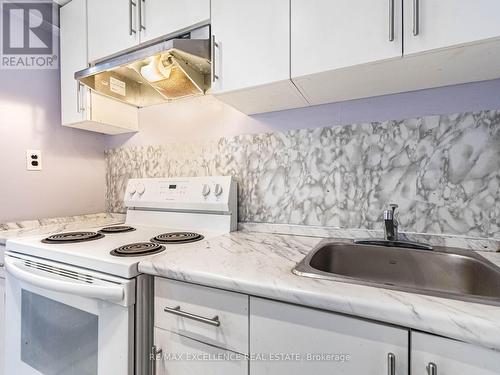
{"left": 106, "top": 79, "right": 500, "bottom": 149}
{"left": 0, "top": 68, "right": 106, "bottom": 223}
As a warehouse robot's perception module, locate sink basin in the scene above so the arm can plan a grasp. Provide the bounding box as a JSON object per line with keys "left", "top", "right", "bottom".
{"left": 293, "top": 242, "right": 500, "bottom": 306}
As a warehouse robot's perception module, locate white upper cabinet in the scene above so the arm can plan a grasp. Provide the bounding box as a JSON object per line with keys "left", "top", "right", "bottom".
{"left": 88, "top": 0, "right": 210, "bottom": 62}
{"left": 60, "top": 0, "right": 139, "bottom": 134}
{"left": 411, "top": 332, "right": 500, "bottom": 375}
{"left": 403, "top": 0, "right": 500, "bottom": 55}
{"left": 291, "top": 0, "right": 403, "bottom": 78}
{"left": 291, "top": 0, "right": 404, "bottom": 105}
{"left": 250, "top": 297, "right": 409, "bottom": 375}
{"left": 87, "top": 0, "right": 139, "bottom": 62}
{"left": 211, "top": 0, "right": 290, "bottom": 93}
{"left": 60, "top": 0, "right": 88, "bottom": 125}
{"left": 291, "top": 0, "right": 500, "bottom": 107}
{"left": 140, "top": 0, "right": 210, "bottom": 45}
{"left": 210, "top": 0, "right": 308, "bottom": 114}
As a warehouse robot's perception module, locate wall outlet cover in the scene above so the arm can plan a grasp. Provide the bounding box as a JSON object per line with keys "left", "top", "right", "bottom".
{"left": 26, "top": 149, "right": 42, "bottom": 171}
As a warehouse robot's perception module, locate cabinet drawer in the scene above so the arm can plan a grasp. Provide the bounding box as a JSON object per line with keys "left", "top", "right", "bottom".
{"left": 154, "top": 278, "right": 249, "bottom": 354}
{"left": 154, "top": 328, "right": 248, "bottom": 375}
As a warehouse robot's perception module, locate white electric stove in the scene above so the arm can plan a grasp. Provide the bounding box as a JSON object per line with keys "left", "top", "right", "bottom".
{"left": 4, "top": 176, "right": 237, "bottom": 375}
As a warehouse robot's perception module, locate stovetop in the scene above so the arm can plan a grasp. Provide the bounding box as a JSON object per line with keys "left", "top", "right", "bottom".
{"left": 6, "top": 176, "right": 237, "bottom": 279}
{"left": 6, "top": 224, "right": 219, "bottom": 279}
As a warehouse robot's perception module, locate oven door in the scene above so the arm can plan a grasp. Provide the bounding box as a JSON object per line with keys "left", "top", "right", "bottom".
{"left": 4, "top": 253, "right": 135, "bottom": 375}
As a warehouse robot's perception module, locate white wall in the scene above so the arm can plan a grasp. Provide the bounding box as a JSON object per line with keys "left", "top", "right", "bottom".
{"left": 106, "top": 79, "right": 500, "bottom": 149}
{"left": 0, "top": 68, "right": 106, "bottom": 223}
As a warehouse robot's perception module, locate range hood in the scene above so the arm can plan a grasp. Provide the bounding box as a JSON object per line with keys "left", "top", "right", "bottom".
{"left": 75, "top": 26, "right": 211, "bottom": 108}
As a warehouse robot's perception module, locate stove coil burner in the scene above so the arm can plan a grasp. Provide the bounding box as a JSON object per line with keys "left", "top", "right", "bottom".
{"left": 99, "top": 226, "right": 136, "bottom": 234}
{"left": 42, "top": 231, "right": 104, "bottom": 244}
{"left": 151, "top": 232, "right": 204, "bottom": 244}
{"left": 110, "top": 242, "right": 166, "bottom": 257}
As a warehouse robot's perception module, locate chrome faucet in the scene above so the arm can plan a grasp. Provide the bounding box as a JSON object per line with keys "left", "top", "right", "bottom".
{"left": 354, "top": 203, "right": 433, "bottom": 251}
{"left": 383, "top": 204, "right": 399, "bottom": 241}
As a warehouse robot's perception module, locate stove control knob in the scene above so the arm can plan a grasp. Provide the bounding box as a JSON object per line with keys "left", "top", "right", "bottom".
{"left": 201, "top": 184, "right": 211, "bottom": 197}
{"left": 136, "top": 183, "right": 146, "bottom": 196}
{"left": 214, "top": 184, "right": 223, "bottom": 197}
{"left": 128, "top": 184, "right": 137, "bottom": 196}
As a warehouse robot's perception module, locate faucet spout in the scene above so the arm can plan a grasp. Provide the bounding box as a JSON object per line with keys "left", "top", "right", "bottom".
{"left": 383, "top": 204, "right": 398, "bottom": 241}
{"left": 354, "top": 203, "right": 433, "bottom": 250}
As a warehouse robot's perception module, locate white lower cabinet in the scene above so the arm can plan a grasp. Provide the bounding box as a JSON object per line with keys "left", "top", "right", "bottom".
{"left": 153, "top": 278, "right": 249, "bottom": 374}
{"left": 152, "top": 279, "right": 500, "bottom": 375}
{"left": 250, "top": 297, "right": 409, "bottom": 375}
{"left": 0, "top": 276, "right": 4, "bottom": 375}
{"left": 154, "top": 328, "right": 248, "bottom": 375}
{"left": 411, "top": 331, "right": 500, "bottom": 375}
{"left": 154, "top": 278, "right": 249, "bottom": 354}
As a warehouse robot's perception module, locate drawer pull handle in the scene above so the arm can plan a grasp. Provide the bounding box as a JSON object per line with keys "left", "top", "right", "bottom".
{"left": 164, "top": 305, "right": 221, "bottom": 327}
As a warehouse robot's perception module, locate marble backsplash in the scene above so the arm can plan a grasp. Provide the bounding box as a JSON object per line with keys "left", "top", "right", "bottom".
{"left": 105, "top": 110, "right": 500, "bottom": 239}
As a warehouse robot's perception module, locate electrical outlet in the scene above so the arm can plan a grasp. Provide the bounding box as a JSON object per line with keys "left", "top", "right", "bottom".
{"left": 26, "top": 150, "right": 42, "bottom": 171}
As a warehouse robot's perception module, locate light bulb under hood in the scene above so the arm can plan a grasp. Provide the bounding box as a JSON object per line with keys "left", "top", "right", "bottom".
{"left": 74, "top": 26, "right": 211, "bottom": 107}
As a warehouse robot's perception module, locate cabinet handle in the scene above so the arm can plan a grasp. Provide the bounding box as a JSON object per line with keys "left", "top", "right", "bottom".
{"left": 129, "top": 0, "right": 137, "bottom": 35}
{"left": 387, "top": 353, "right": 396, "bottom": 375}
{"left": 388, "top": 0, "right": 395, "bottom": 41}
{"left": 151, "top": 345, "right": 162, "bottom": 375}
{"left": 139, "top": 0, "right": 145, "bottom": 31}
{"left": 76, "top": 81, "right": 81, "bottom": 113}
{"left": 211, "top": 35, "right": 219, "bottom": 82}
{"left": 413, "top": 0, "right": 420, "bottom": 36}
{"left": 164, "top": 305, "right": 221, "bottom": 327}
{"left": 76, "top": 81, "right": 84, "bottom": 113}
{"left": 427, "top": 362, "right": 437, "bottom": 375}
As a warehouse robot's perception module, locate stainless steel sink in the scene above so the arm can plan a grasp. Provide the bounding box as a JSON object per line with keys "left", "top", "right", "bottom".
{"left": 293, "top": 242, "right": 500, "bottom": 306}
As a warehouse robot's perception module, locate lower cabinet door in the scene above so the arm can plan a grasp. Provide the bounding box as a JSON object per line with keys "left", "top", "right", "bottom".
{"left": 154, "top": 328, "right": 248, "bottom": 375}
{"left": 0, "top": 277, "right": 4, "bottom": 375}
{"left": 250, "top": 297, "right": 409, "bottom": 375}
{"left": 411, "top": 331, "right": 500, "bottom": 375}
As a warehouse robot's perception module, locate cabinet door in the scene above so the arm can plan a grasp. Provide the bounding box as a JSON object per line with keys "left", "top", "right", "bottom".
{"left": 291, "top": 0, "right": 403, "bottom": 78}
{"left": 60, "top": 0, "right": 139, "bottom": 134}
{"left": 404, "top": 0, "right": 500, "bottom": 55}
{"left": 60, "top": 0, "right": 87, "bottom": 125}
{"left": 154, "top": 328, "right": 248, "bottom": 375}
{"left": 250, "top": 298, "right": 408, "bottom": 375}
{"left": 411, "top": 332, "right": 500, "bottom": 375}
{"left": 139, "top": 0, "right": 210, "bottom": 44}
{"left": 211, "top": 0, "right": 291, "bottom": 93}
{"left": 87, "top": 0, "right": 139, "bottom": 62}
{"left": 0, "top": 277, "right": 4, "bottom": 375}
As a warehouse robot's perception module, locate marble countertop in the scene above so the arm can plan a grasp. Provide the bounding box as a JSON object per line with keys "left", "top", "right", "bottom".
{"left": 0, "top": 213, "right": 125, "bottom": 246}
{"left": 139, "top": 226, "right": 500, "bottom": 352}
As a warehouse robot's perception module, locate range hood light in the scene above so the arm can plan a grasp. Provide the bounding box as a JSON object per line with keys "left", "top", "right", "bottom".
{"left": 74, "top": 25, "right": 211, "bottom": 107}
{"left": 140, "top": 56, "right": 165, "bottom": 83}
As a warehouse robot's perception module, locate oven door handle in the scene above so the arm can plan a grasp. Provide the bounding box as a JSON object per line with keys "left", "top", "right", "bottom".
{"left": 5, "top": 257, "right": 124, "bottom": 303}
